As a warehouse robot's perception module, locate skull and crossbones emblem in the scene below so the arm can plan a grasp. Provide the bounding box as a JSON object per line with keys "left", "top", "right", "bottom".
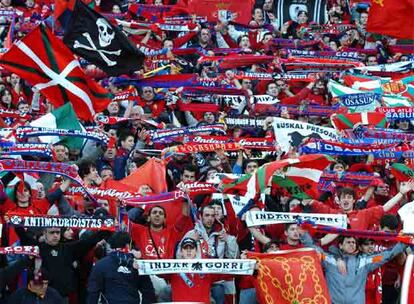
{"left": 73, "top": 18, "right": 121, "bottom": 66}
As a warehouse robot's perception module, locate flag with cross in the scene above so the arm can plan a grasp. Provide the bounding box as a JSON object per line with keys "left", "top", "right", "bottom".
{"left": 0, "top": 23, "right": 111, "bottom": 121}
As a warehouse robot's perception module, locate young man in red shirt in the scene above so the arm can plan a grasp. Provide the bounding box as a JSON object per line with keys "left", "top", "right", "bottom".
{"left": 303, "top": 181, "right": 414, "bottom": 230}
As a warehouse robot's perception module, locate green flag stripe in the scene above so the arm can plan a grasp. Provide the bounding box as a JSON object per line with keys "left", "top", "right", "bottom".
{"left": 67, "top": 77, "right": 112, "bottom": 99}
{"left": 335, "top": 114, "right": 354, "bottom": 129}
{"left": 223, "top": 173, "right": 251, "bottom": 189}
{"left": 0, "top": 60, "right": 49, "bottom": 80}
{"left": 40, "top": 25, "right": 70, "bottom": 102}
{"left": 378, "top": 118, "right": 388, "bottom": 128}
{"left": 272, "top": 176, "right": 312, "bottom": 199}
{"left": 257, "top": 166, "right": 267, "bottom": 193}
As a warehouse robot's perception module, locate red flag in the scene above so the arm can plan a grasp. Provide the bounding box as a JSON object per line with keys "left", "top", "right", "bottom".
{"left": 330, "top": 112, "right": 388, "bottom": 131}
{"left": 248, "top": 248, "right": 331, "bottom": 304}
{"left": 54, "top": 0, "right": 76, "bottom": 20}
{"left": 117, "top": 158, "right": 167, "bottom": 194}
{"left": 0, "top": 24, "right": 110, "bottom": 121}
{"left": 366, "top": 0, "right": 414, "bottom": 39}
{"left": 186, "top": 0, "right": 254, "bottom": 25}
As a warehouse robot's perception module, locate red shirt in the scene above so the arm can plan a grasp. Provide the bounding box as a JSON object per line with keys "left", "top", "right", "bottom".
{"left": 169, "top": 273, "right": 227, "bottom": 303}
{"left": 311, "top": 201, "right": 384, "bottom": 230}
{"left": 130, "top": 215, "right": 192, "bottom": 259}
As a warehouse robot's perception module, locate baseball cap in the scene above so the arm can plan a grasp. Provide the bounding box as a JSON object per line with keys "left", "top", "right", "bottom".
{"left": 181, "top": 238, "right": 197, "bottom": 249}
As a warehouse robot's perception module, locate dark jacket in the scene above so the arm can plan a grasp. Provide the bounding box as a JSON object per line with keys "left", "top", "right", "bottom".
{"left": 7, "top": 287, "right": 63, "bottom": 304}
{"left": 87, "top": 251, "right": 156, "bottom": 304}
{"left": 16, "top": 227, "right": 110, "bottom": 297}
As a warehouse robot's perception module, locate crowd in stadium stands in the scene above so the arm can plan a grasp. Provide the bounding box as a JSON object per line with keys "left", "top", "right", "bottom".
{"left": 0, "top": 0, "right": 411, "bottom": 303}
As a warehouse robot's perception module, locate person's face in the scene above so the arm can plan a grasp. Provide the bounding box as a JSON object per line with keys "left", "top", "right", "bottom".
{"left": 203, "top": 112, "right": 215, "bottom": 124}
{"left": 239, "top": 36, "right": 251, "bottom": 48}
{"left": 366, "top": 56, "right": 378, "bottom": 66}
{"left": 297, "top": 12, "right": 308, "bottom": 24}
{"left": 200, "top": 29, "right": 211, "bottom": 43}
{"left": 285, "top": 224, "right": 300, "bottom": 242}
{"left": 333, "top": 163, "right": 345, "bottom": 173}
{"left": 266, "top": 83, "right": 280, "bottom": 97}
{"left": 339, "top": 193, "right": 355, "bottom": 212}
{"left": 375, "top": 185, "right": 389, "bottom": 197}
{"left": 148, "top": 207, "right": 165, "bottom": 228}
{"left": 10, "top": 73, "right": 20, "bottom": 86}
{"left": 28, "top": 280, "right": 49, "bottom": 296}
{"left": 263, "top": 0, "right": 273, "bottom": 11}
{"left": 262, "top": 34, "right": 273, "bottom": 44}
{"left": 101, "top": 169, "right": 113, "bottom": 181}
{"left": 339, "top": 34, "right": 350, "bottom": 46}
{"left": 112, "top": 4, "right": 121, "bottom": 13}
{"left": 289, "top": 199, "right": 301, "bottom": 211}
{"left": 139, "top": 184, "right": 153, "bottom": 196}
{"left": 36, "top": 183, "right": 45, "bottom": 199}
{"left": 245, "top": 161, "right": 258, "bottom": 174}
{"left": 397, "top": 121, "right": 410, "bottom": 130}
{"left": 107, "top": 101, "right": 119, "bottom": 115}
{"left": 381, "top": 226, "right": 396, "bottom": 233}
{"left": 25, "top": 0, "right": 35, "bottom": 8}
{"left": 212, "top": 204, "right": 223, "bottom": 221}
{"left": 181, "top": 245, "right": 197, "bottom": 259}
{"left": 202, "top": 207, "right": 216, "bottom": 229}
{"left": 16, "top": 187, "right": 31, "bottom": 204}
{"left": 154, "top": 0, "right": 163, "bottom": 5}
{"left": 142, "top": 87, "right": 155, "bottom": 102}
{"left": 360, "top": 13, "right": 368, "bottom": 25}
{"left": 128, "top": 162, "right": 138, "bottom": 173}
{"left": 253, "top": 8, "right": 263, "bottom": 22}
{"left": 359, "top": 240, "right": 375, "bottom": 254}
{"left": 104, "top": 147, "right": 116, "bottom": 160}
{"left": 54, "top": 145, "right": 69, "bottom": 162}
{"left": 18, "top": 103, "right": 29, "bottom": 113}
{"left": 265, "top": 243, "right": 279, "bottom": 253}
{"left": 339, "top": 237, "right": 357, "bottom": 254}
{"left": 163, "top": 40, "right": 174, "bottom": 50}
{"left": 63, "top": 228, "right": 74, "bottom": 241}
{"left": 44, "top": 228, "right": 61, "bottom": 246}
{"left": 241, "top": 79, "right": 252, "bottom": 90}
{"left": 182, "top": 169, "right": 196, "bottom": 183}
{"left": 206, "top": 169, "right": 218, "bottom": 181}
{"left": 121, "top": 136, "right": 135, "bottom": 151}
{"left": 85, "top": 167, "right": 99, "bottom": 183}
{"left": 1, "top": 90, "right": 11, "bottom": 105}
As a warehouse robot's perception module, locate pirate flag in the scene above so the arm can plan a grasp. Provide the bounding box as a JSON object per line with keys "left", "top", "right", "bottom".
{"left": 63, "top": 0, "right": 144, "bottom": 76}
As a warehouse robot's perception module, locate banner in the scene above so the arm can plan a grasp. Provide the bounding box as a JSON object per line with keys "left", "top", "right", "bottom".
{"left": 0, "top": 245, "right": 39, "bottom": 257}
{"left": 377, "top": 107, "right": 414, "bottom": 120}
{"left": 1, "top": 143, "right": 52, "bottom": 158}
{"left": 186, "top": 0, "right": 254, "bottom": 25}
{"left": 337, "top": 92, "right": 381, "bottom": 113}
{"left": 68, "top": 186, "right": 138, "bottom": 200}
{"left": 16, "top": 126, "right": 109, "bottom": 143}
{"left": 272, "top": 117, "right": 339, "bottom": 152}
{"left": 248, "top": 248, "right": 330, "bottom": 304}
{"left": 136, "top": 259, "right": 256, "bottom": 275}
{"left": 149, "top": 124, "right": 226, "bottom": 142}
{"left": 8, "top": 214, "right": 116, "bottom": 231}
{"left": 245, "top": 211, "right": 347, "bottom": 228}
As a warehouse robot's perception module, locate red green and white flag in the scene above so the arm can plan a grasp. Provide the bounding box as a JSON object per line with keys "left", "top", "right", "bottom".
{"left": 330, "top": 112, "right": 389, "bottom": 131}
{"left": 222, "top": 154, "right": 333, "bottom": 200}
{"left": 391, "top": 163, "right": 414, "bottom": 182}
{"left": 0, "top": 24, "right": 111, "bottom": 121}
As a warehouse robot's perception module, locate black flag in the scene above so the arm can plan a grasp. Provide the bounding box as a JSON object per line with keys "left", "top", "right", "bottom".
{"left": 63, "top": 0, "right": 144, "bottom": 76}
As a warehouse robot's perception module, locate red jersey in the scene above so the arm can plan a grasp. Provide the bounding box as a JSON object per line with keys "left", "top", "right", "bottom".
{"left": 311, "top": 201, "right": 384, "bottom": 230}
{"left": 130, "top": 215, "right": 192, "bottom": 259}
{"left": 366, "top": 268, "right": 382, "bottom": 304}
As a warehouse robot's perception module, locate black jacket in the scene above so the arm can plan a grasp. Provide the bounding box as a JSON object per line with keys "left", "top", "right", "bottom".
{"left": 16, "top": 227, "right": 110, "bottom": 297}
{"left": 87, "top": 251, "right": 156, "bottom": 304}
{"left": 7, "top": 287, "right": 63, "bottom": 304}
